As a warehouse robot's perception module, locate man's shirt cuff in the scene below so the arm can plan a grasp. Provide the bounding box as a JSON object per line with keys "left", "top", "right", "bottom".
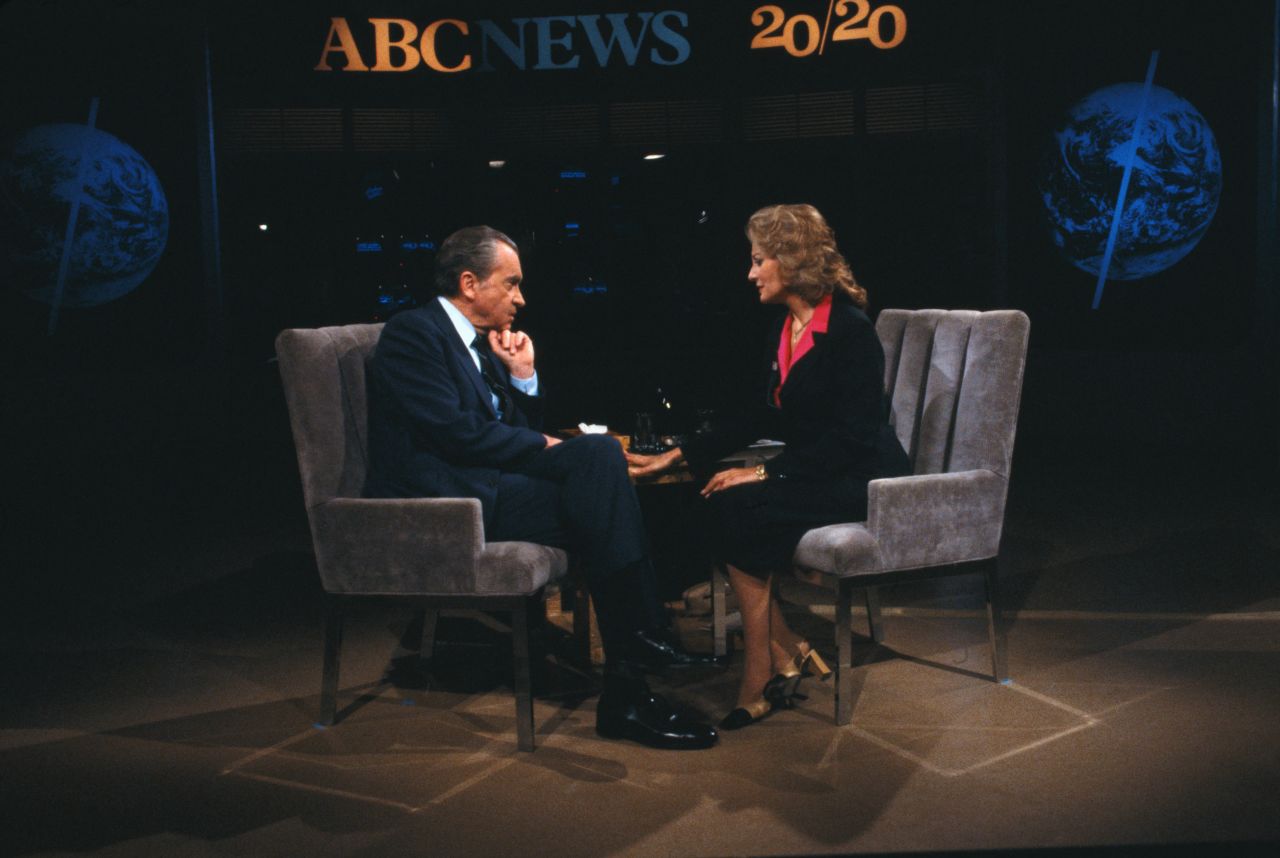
{"left": 510, "top": 371, "right": 538, "bottom": 397}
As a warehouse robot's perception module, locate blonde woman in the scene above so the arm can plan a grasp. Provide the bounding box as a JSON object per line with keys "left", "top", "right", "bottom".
{"left": 629, "top": 204, "right": 910, "bottom": 729}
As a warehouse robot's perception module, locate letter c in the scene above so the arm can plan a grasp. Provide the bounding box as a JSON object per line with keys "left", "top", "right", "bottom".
{"left": 421, "top": 19, "right": 473, "bottom": 72}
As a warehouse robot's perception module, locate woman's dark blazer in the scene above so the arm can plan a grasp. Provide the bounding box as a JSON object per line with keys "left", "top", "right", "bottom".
{"left": 682, "top": 298, "right": 910, "bottom": 529}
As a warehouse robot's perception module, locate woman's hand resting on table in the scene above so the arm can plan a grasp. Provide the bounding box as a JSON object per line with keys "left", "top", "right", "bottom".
{"left": 699, "top": 466, "right": 762, "bottom": 498}
{"left": 626, "top": 447, "right": 683, "bottom": 478}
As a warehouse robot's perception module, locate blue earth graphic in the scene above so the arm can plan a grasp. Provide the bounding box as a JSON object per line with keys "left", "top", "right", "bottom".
{"left": 0, "top": 123, "right": 169, "bottom": 308}
{"left": 1039, "top": 83, "right": 1221, "bottom": 280}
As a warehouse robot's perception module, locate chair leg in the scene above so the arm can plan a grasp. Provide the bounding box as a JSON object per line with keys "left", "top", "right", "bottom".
{"left": 419, "top": 609, "right": 440, "bottom": 660}
{"left": 512, "top": 596, "right": 536, "bottom": 752}
{"left": 319, "top": 595, "right": 344, "bottom": 726}
{"left": 570, "top": 559, "right": 594, "bottom": 667}
{"left": 834, "top": 578, "right": 865, "bottom": 726}
{"left": 983, "top": 558, "right": 1010, "bottom": 683}
{"left": 711, "top": 563, "right": 729, "bottom": 658}
{"left": 559, "top": 580, "right": 576, "bottom": 614}
{"left": 864, "top": 586, "right": 885, "bottom": 643}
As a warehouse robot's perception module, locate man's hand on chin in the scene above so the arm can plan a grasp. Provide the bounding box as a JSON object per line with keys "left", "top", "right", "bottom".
{"left": 488, "top": 328, "right": 535, "bottom": 380}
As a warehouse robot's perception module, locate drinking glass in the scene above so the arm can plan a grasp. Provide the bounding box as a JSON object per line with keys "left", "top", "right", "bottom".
{"left": 632, "top": 412, "right": 655, "bottom": 453}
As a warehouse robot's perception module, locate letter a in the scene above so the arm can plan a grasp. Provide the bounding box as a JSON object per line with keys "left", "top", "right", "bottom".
{"left": 315, "top": 17, "right": 369, "bottom": 71}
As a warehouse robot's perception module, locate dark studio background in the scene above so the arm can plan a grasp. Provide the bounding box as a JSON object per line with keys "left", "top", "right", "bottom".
{"left": 3, "top": 0, "right": 1277, "bottom": 609}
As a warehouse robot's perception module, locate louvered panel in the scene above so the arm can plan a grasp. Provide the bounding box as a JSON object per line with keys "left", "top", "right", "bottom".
{"left": 926, "top": 83, "right": 982, "bottom": 130}
{"left": 221, "top": 108, "right": 283, "bottom": 152}
{"left": 743, "top": 94, "right": 799, "bottom": 141}
{"left": 222, "top": 108, "right": 342, "bottom": 153}
{"left": 491, "top": 105, "right": 544, "bottom": 146}
{"left": 609, "top": 101, "right": 666, "bottom": 145}
{"left": 666, "top": 100, "right": 722, "bottom": 143}
{"left": 488, "top": 104, "right": 600, "bottom": 147}
{"left": 408, "top": 110, "right": 463, "bottom": 149}
{"left": 352, "top": 109, "right": 414, "bottom": 152}
{"left": 865, "top": 85, "right": 926, "bottom": 133}
{"left": 279, "top": 109, "right": 343, "bottom": 151}
{"left": 795, "top": 91, "right": 856, "bottom": 138}
{"left": 609, "top": 101, "right": 721, "bottom": 146}
{"left": 538, "top": 104, "right": 601, "bottom": 145}
{"left": 744, "top": 91, "right": 854, "bottom": 141}
{"left": 866, "top": 83, "right": 983, "bottom": 134}
{"left": 353, "top": 109, "right": 466, "bottom": 152}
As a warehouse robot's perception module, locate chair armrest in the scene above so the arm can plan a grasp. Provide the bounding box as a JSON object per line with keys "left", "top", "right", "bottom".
{"left": 866, "top": 469, "right": 1007, "bottom": 571}
{"left": 308, "top": 497, "right": 484, "bottom": 594}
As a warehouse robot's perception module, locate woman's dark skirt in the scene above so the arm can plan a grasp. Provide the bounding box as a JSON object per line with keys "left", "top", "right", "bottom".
{"left": 701, "top": 475, "right": 869, "bottom": 578}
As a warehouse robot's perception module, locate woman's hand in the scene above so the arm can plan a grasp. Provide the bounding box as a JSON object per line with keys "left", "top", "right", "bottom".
{"left": 626, "top": 447, "right": 683, "bottom": 478}
{"left": 700, "top": 466, "right": 762, "bottom": 498}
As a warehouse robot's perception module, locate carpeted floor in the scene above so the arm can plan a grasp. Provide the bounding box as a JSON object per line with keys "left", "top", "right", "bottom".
{"left": 2, "top": 456, "right": 1278, "bottom": 857}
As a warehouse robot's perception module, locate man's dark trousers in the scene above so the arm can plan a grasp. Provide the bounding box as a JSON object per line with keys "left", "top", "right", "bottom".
{"left": 488, "top": 433, "right": 666, "bottom": 649}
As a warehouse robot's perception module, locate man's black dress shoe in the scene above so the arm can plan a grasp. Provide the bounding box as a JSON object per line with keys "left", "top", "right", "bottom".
{"left": 625, "top": 629, "right": 724, "bottom": 671}
{"left": 596, "top": 684, "right": 719, "bottom": 750}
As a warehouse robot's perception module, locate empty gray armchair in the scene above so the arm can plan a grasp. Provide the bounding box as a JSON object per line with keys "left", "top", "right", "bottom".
{"left": 275, "top": 324, "right": 569, "bottom": 751}
{"left": 713, "top": 309, "right": 1031, "bottom": 725}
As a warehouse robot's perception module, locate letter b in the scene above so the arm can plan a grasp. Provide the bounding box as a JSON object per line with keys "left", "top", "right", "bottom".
{"left": 370, "top": 18, "right": 421, "bottom": 72}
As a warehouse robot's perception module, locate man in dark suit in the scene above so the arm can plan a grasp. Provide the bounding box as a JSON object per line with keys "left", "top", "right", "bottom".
{"left": 365, "top": 225, "right": 718, "bottom": 750}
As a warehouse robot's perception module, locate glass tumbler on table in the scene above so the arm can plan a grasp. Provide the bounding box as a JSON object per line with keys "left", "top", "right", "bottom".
{"left": 631, "top": 411, "right": 656, "bottom": 453}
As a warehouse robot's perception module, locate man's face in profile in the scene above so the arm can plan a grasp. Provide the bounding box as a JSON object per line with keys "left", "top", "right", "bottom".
{"left": 469, "top": 242, "right": 525, "bottom": 331}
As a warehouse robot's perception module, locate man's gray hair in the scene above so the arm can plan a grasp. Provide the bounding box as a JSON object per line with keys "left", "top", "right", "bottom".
{"left": 434, "top": 225, "right": 519, "bottom": 295}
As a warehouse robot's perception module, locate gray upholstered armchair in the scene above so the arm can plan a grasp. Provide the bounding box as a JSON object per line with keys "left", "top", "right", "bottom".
{"left": 712, "top": 309, "right": 1031, "bottom": 725}
{"left": 275, "top": 324, "right": 569, "bottom": 751}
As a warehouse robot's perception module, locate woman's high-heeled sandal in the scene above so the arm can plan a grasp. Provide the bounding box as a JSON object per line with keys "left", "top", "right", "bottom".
{"left": 794, "top": 642, "right": 832, "bottom": 680}
{"left": 719, "top": 698, "right": 772, "bottom": 730}
{"left": 762, "top": 670, "right": 805, "bottom": 709}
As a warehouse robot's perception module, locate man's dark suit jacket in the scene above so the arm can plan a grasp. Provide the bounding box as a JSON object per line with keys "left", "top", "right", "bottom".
{"left": 364, "top": 299, "right": 547, "bottom": 529}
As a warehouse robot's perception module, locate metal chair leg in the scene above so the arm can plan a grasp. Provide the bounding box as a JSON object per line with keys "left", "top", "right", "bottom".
{"left": 319, "top": 595, "right": 344, "bottom": 726}
{"left": 834, "top": 578, "right": 864, "bottom": 725}
{"left": 711, "top": 563, "right": 729, "bottom": 658}
{"left": 570, "top": 560, "right": 594, "bottom": 667}
{"left": 984, "top": 558, "right": 1009, "bottom": 683}
{"left": 419, "top": 608, "right": 440, "bottom": 660}
{"left": 864, "top": 586, "right": 885, "bottom": 643}
{"left": 512, "top": 596, "right": 535, "bottom": 752}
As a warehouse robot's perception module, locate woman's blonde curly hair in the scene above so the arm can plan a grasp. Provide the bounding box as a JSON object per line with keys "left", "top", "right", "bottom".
{"left": 746, "top": 204, "right": 867, "bottom": 309}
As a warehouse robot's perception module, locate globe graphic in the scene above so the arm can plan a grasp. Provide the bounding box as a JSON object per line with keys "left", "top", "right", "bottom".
{"left": 0, "top": 123, "right": 169, "bottom": 308}
{"left": 1039, "top": 83, "right": 1221, "bottom": 280}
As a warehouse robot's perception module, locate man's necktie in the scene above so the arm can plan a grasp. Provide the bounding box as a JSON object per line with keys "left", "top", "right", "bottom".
{"left": 473, "top": 335, "right": 515, "bottom": 424}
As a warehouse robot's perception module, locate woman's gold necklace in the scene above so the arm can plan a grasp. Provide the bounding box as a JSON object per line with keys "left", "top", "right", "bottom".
{"left": 790, "top": 314, "right": 812, "bottom": 346}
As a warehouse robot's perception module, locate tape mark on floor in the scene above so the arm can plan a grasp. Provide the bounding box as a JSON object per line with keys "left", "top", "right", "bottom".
{"left": 953, "top": 720, "right": 1099, "bottom": 777}
{"left": 817, "top": 730, "right": 844, "bottom": 769}
{"left": 230, "top": 770, "right": 420, "bottom": 812}
{"left": 842, "top": 680, "right": 1120, "bottom": 777}
{"left": 1007, "top": 682, "right": 1099, "bottom": 722}
{"left": 220, "top": 728, "right": 320, "bottom": 775}
{"left": 419, "top": 758, "right": 519, "bottom": 810}
{"left": 846, "top": 725, "right": 956, "bottom": 777}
